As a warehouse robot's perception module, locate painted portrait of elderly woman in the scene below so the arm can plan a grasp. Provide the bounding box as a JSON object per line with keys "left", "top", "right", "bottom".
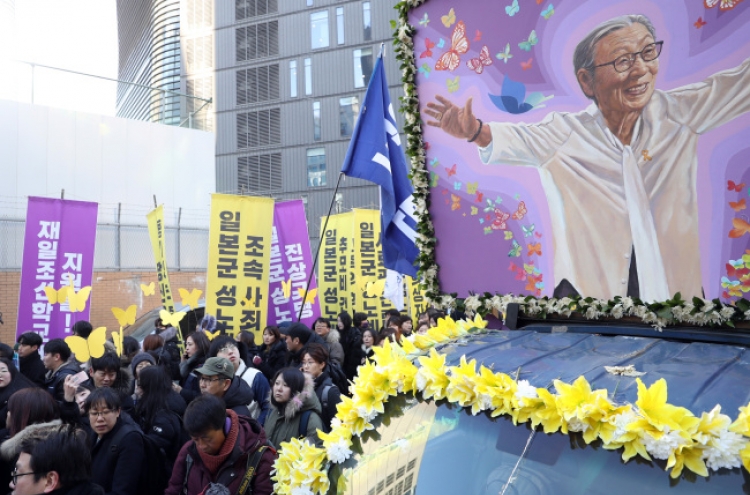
{"left": 412, "top": 1, "right": 750, "bottom": 303}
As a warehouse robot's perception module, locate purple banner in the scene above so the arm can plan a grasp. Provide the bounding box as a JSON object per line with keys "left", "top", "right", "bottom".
{"left": 267, "top": 200, "right": 321, "bottom": 327}
{"left": 16, "top": 197, "right": 99, "bottom": 342}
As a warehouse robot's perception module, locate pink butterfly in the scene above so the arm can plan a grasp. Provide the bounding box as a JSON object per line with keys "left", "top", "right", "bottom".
{"left": 511, "top": 201, "right": 527, "bottom": 220}
{"left": 491, "top": 209, "right": 510, "bottom": 230}
{"left": 420, "top": 38, "right": 436, "bottom": 59}
{"left": 435, "top": 21, "right": 469, "bottom": 71}
{"left": 466, "top": 45, "right": 492, "bottom": 74}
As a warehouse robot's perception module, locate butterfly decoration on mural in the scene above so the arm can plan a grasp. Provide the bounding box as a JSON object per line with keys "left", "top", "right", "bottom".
{"left": 419, "top": 63, "right": 431, "bottom": 78}
{"left": 730, "top": 198, "right": 747, "bottom": 212}
{"left": 466, "top": 182, "right": 478, "bottom": 194}
{"left": 475, "top": 191, "right": 484, "bottom": 202}
{"left": 430, "top": 173, "right": 439, "bottom": 187}
{"left": 504, "top": 231, "right": 514, "bottom": 240}
{"left": 435, "top": 21, "right": 469, "bottom": 71}
{"left": 521, "top": 58, "right": 533, "bottom": 71}
{"left": 491, "top": 209, "right": 511, "bottom": 230}
{"left": 694, "top": 17, "right": 707, "bottom": 29}
{"left": 527, "top": 242, "right": 542, "bottom": 256}
{"left": 140, "top": 282, "right": 155, "bottom": 296}
{"left": 522, "top": 224, "right": 535, "bottom": 237}
{"left": 541, "top": 4, "right": 554, "bottom": 20}
{"left": 511, "top": 201, "right": 527, "bottom": 220}
{"left": 454, "top": 181, "right": 462, "bottom": 191}
{"left": 66, "top": 327, "right": 108, "bottom": 362}
{"left": 111, "top": 305, "right": 137, "bottom": 327}
{"left": 451, "top": 194, "right": 461, "bottom": 211}
{"left": 429, "top": 157, "right": 439, "bottom": 167}
{"left": 508, "top": 239, "right": 522, "bottom": 257}
{"left": 446, "top": 163, "right": 457, "bottom": 177}
{"left": 729, "top": 218, "right": 750, "bottom": 238}
{"left": 467, "top": 45, "right": 492, "bottom": 74}
{"left": 728, "top": 180, "right": 745, "bottom": 192}
{"left": 506, "top": 0, "right": 520, "bottom": 16}
{"left": 441, "top": 7, "right": 456, "bottom": 27}
{"left": 421, "top": 38, "right": 436, "bottom": 59}
{"left": 518, "top": 30, "right": 538, "bottom": 51}
{"left": 721, "top": 276, "right": 742, "bottom": 297}
{"left": 447, "top": 76, "right": 460, "bottom": 93}
{"left": 489, "top": 76, "right": 553, "bottom": 114}
{"left": 704, "top": 0, "right": 743, "bottom": 11}
{"left": 496, "top": 43, "right": 513, "bottom": 63}
{"left": 471, "top": 206, "right": 478, "bottom": 215}
{"left": 419, "top": 12, "right": 430, "bottom": 27}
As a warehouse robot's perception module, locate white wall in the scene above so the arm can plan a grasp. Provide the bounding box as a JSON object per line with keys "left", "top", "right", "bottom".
{"left": 0, "top": 98, "right": 215, "bottom": 229}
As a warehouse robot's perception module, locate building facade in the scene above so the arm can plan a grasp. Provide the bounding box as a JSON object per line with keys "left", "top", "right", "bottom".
{"left": 118, "top": 0, "right": 406, "bottom": 246}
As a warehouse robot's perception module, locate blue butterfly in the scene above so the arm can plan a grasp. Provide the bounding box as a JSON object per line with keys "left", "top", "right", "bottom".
{"left": 454, "top": 181, "right": 462, "bottom": 191}
{"left": 419, "top": 13, "right": 430, "bottom": 27}
{"left": 541, "top": 5, "right": 554, "bottom": 20}
{"left": 489, "top": 76, "right": 554, "bottom": 114}
{"left": 419, "top": 63, "right": 431, "bottom": 78}
{"left": 506, "top": 0, "right": 520, "bottom": 17}
{"left": 522, "top": 224, "right": 535, "bottom": 237}
{"left": 430, "top": 157, "right": 439, "bottom": 167}
{"left": 436, "top": 38, "right": 445, "bottom": 48}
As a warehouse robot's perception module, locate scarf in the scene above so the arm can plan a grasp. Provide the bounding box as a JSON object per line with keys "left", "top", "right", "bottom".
{"left": 197, "top": 409, "right": 240, "bottom": 476}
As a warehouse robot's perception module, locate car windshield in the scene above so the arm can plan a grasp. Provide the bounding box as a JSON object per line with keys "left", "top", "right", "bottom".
{"left": 340, "top": 398, "right": 746, "bottom": 495}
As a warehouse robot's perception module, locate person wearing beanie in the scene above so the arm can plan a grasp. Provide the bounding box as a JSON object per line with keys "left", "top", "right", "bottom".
{"left": 165, "top": 394, "right": 276, "bottom": 495}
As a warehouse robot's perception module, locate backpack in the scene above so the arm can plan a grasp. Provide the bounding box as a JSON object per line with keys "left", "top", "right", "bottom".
{"left": 109, "top": 426, "right": 171, "bottom": 495}
{"left": 326, "top": 360, "right": 348, "bottom": 394}
{"left": 182, "top": 444, "right": 274, "bottom": 495}
{"left": 298, "top": 410, "right": 313, "bottom": 438}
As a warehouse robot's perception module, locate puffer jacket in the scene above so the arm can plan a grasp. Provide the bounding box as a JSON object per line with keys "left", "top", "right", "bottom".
{"left": 0, "top": 419, "right": 64, "bottom": 461}
{"left": 312, "top": 372, "right": 341, "bottom": 433}
{"left": 257, "top": 340, "right": 287, "bottom": 382}
{"left": 165, "top": 410, "right": 276, "bottom": 495}
{"left": 263, "top": 374, "right": 324, "bottom": 448}
{"left": 324, "top": 329, "right": 345, "bottom": 365}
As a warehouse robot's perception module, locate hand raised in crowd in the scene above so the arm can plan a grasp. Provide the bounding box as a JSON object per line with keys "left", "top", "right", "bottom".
{"left": 63, "top": 373, "right": 78, "bottom": 402}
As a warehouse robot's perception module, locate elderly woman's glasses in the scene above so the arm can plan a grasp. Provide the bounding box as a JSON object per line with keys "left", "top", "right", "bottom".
{"left": 594, "top": 41, "right": 663, "bottom": 73}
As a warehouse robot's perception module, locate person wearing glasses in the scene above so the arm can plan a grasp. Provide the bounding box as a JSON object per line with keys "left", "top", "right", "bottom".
{"left": 195, "top": 357, "right": 255, "bottom": 419}
{"left": 425, "top": 14, "right": 750, "bottom": 302}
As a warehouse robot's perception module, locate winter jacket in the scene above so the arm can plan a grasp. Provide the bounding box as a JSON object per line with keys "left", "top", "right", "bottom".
{"left": 45, "top": 360, "right": 81, "bottom": 402}
{"left": 89, "top": 419, "right": 147, "bottom": 495}
{"left": 312, "top": 372, "right": 341, "bottom": 433}
{"left": 236, "top": 361, "right": 271, "bottom": 424}
{"left": 19, "top": 352, "right": 46, "bottom": 387}
{"left": 0, "top": 372, "right": 37, "bottom": 431}
{"left": 263, "top": 374, "right": 324, "bottom": 448}
{"left": 339, "top": 325, "right": 364, "bottom": 383}
{"left": 46, "top": 481, "right": 106, "bottom": 495}
{"left": 323, "top": 329, "right": 345, "bottom": 365}
{"left": 0, "top": 419, "right": 64, "bottom": 462}
{"left": 166, "top": 389, "right": 188, "bottom": 417}
{"left": 165, "top": 411, "right": 276, "bottom": 495}
{"left": 221, "top": 376, "right": 255, "bottom": 418}
{"left": 257, "top": 341, "right": 287, "bottom": 382}
{"left": 179, "top": 354, "right": 205, "bottom": 404}
{"left": 157, "top": 327, "right": 184, "bottom": 381}
{"left": 136, "top": 408, "right": 185, "bottom": 468}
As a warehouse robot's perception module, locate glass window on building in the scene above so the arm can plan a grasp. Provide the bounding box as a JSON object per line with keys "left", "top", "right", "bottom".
{"left": 339, "top": 96, "right": 360, "bottom": 137}
{"left": 289, "top": 60, "right": 298, "bottom": 98}
{"left": 363, "top": 2, "right": 371, "bottom": 41}
{"left": 353, "top": 48, "right": 374, "bottom": 88}
{"left": 313, "top": 101, "right": 321, "bottom": 141}
{"left": 337, "top": 7, "right": 345, "bottom": 45}
{"left": 306, "top": 0, "right": 313, "bottom": 5}
{"left": 311, "top": 11, "right": 329, "bottom": 49}
{"left": 307, "top": 148, "right": 327, "bottom": 187}
{"left": 304, "top": 58, "right": 312, "bottom": 95}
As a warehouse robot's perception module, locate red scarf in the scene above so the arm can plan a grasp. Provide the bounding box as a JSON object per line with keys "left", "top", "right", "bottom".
{"left": 197, "top": 409, "right": 240, "bottom": 476}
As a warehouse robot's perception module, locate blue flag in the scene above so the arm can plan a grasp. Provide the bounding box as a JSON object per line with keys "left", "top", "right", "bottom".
{"left": 341, "top": 55, "right": 419, "bottom": 277}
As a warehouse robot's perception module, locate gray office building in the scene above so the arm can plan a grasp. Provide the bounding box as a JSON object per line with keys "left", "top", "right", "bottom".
{"left": 117, "top": 0, "right": 407, "bottom": 244}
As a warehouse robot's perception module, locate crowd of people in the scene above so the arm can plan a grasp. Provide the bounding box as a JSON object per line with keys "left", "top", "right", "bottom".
{"left": 0, "top": 307, "right": 450, "bottom": 495}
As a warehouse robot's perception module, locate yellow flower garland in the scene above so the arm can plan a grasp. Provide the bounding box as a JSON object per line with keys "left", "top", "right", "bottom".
{"left": 271, "top": 315, "right": 750, "bottom": 494}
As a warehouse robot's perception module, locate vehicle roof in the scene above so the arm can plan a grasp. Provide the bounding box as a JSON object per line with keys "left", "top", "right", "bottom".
{"left": 438, "top": 329, "right": 750, "bottom": 417}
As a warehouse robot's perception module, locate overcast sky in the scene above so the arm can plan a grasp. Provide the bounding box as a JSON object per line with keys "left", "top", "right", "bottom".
{"left": 2, "top": 0, "right": 118, "bottom": 115}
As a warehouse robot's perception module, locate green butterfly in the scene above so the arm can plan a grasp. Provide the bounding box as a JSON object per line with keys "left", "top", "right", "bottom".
{"left": 508, "top": 239, "right": 522, "bottom": 257}
{"left": 446, "top": 76, "right": 460, "bottom": 93}
{"left": 518, "top": 30, "right": 538, "bottom": 52}
{"left": 484, "top": 227, "right": 493, "bottom": 235}
{"left": 504, "top": 231, "right": 514, "bottom": 240}
{"left": 430, "top": 173, "right": 439, "bottom": 187}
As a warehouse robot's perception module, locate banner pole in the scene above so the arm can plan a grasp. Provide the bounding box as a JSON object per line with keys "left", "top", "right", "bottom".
{"left": 297, "top": 172, "right": 345, "bottom": 322}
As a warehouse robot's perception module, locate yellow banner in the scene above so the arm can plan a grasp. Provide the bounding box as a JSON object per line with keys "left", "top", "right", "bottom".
{"left": 351, "top": 209, "right": 390, "bottom": 330}
{"left": 207, "top": 194, "right": 274, "bottom": 337}
{"left": 146, "top": 205, "right": 176, "bottom": 314}
{"left": 406, "top": 276, "right": 428, "bottom": 320}
{"left": 318, "top": 212, "right": 353, "bottom": 320}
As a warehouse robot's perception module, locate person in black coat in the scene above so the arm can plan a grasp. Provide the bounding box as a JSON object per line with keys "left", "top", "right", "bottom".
{"left": 195, "top": 357, "right": 254, "bottom": 418}
{"left": 86, "top": 387, "right": 146, "bottom": 495}
{"left": 337, "top": 312, "right": 365, "bottom": 387}
{"left": 173, "top": 332, "right": 210, "bottom": 404}
{"left": 301, "top": 344, "right": 342, "bottom": 433}
{"left": 0, "top": 358, "right": 37, "bottom": 431}
{"left": 254, "top": 326, "right": 287, "bottom": 382}
{"left": 43, "top": 339, "right": 80, "bottom": 402}
{"left": 16, "top": 332, "right": 47, "bottom": 387}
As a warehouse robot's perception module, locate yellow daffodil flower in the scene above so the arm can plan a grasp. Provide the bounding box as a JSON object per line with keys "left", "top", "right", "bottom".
{"left": 446, "top": 355, "right": 479, "bottom": 408}
{"left": 416, "top": 348, "right": 450, "bottom": 400}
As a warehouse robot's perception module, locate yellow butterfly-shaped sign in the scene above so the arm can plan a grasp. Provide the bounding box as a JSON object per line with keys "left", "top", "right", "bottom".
{"left": 66, "top": 326, "right": 108, "bottom": 362}
{"left": 204, "top": 330, "right": 222, "bottom": 341}
{"left": 179, "top": 288, "right": 203, "bottom": 309}
{"left": 281, "top": 279, "right": 292, "bottom": 299}
{"left": 43, "top": 285, "right": 69, "bottom": 305}
{"left": 364, "top": 279, "right": 386, "bottom": 298}
{"left": 441, "top": 7, "right": 455, "bottom": 27}
{"left": 296, "top": 287, "right": 318, "bottom": 305}
{"left": 112, "top": 328, "right": 125, "bottom": 357}
{"left": 66, "top": 282, "right": 92, "bottom": 313}
{"left": 159, "top": 309, "right": 186, "bottom": 327}
{"left": 111, "top": 305, "right": 137, "bottom": 327}
{"left": 141, "top": 282, "right": 156, "bottom": 296}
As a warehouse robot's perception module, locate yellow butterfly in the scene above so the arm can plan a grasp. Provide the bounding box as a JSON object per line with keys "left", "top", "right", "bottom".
{"left": 179, "top": 288, "right": 203, "bottom": 309}
{"left": 66, "top": 326, "right": 108, "bottom": 362}
{"left": 111, "top": 305, "right": 137, "bottom": 327}
{"left": 159, "top": 309, "right": 186, "bottom": 327}
{"left": 44, "top": 285, "right": 69, "bottom": 305}
{"left": 66, "top": 283, "right": 92, "bottom": 313}
{"left": 281, "top": 279, "right": 292, "bottom": 299}
{"left": 364, "top": 279, "right": 386, "bottom": 298}
{"left": 112, "top": 328, "right": 124, "bottom": 357}
{"left": 296, "top": 287, "right": 318, "bottom": 305}
{"left": 441, "top": 7, "right": 456, "bottom": 27}
{"left": 141, "top": 282, "right": 155, "bottom": 296}
{"left": 205, "top": 330, "right": 222, "bottom": 341}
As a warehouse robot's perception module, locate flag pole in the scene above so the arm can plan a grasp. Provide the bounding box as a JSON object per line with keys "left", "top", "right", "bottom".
{"left": 297, "top": 172, "right": 346, "bottom": 322}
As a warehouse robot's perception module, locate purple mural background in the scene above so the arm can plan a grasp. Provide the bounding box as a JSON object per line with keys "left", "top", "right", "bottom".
{"left": 409, "top": 0, "right": 750, "bottom": 301}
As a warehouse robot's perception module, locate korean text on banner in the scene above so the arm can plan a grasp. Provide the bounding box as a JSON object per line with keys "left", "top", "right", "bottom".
{"left": 318, "top": 212, "right": 353, "bottom": 321}
{"left": 207, "top": 194, "right": 274, "bottom": 337}
{"left": 16, "top": 197, "right": 98, "bottom": 342}
{"left": 351, "top": 209, "right": 388, "bottom": 330}
{"left": 267, "top": 200, "right": 321, "bottom": 327}
{"left": 146, "top": 205, "right": 176, "bottom": 314}
{"left": 406, "top": 276, "right": 428, "bottom": 320}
